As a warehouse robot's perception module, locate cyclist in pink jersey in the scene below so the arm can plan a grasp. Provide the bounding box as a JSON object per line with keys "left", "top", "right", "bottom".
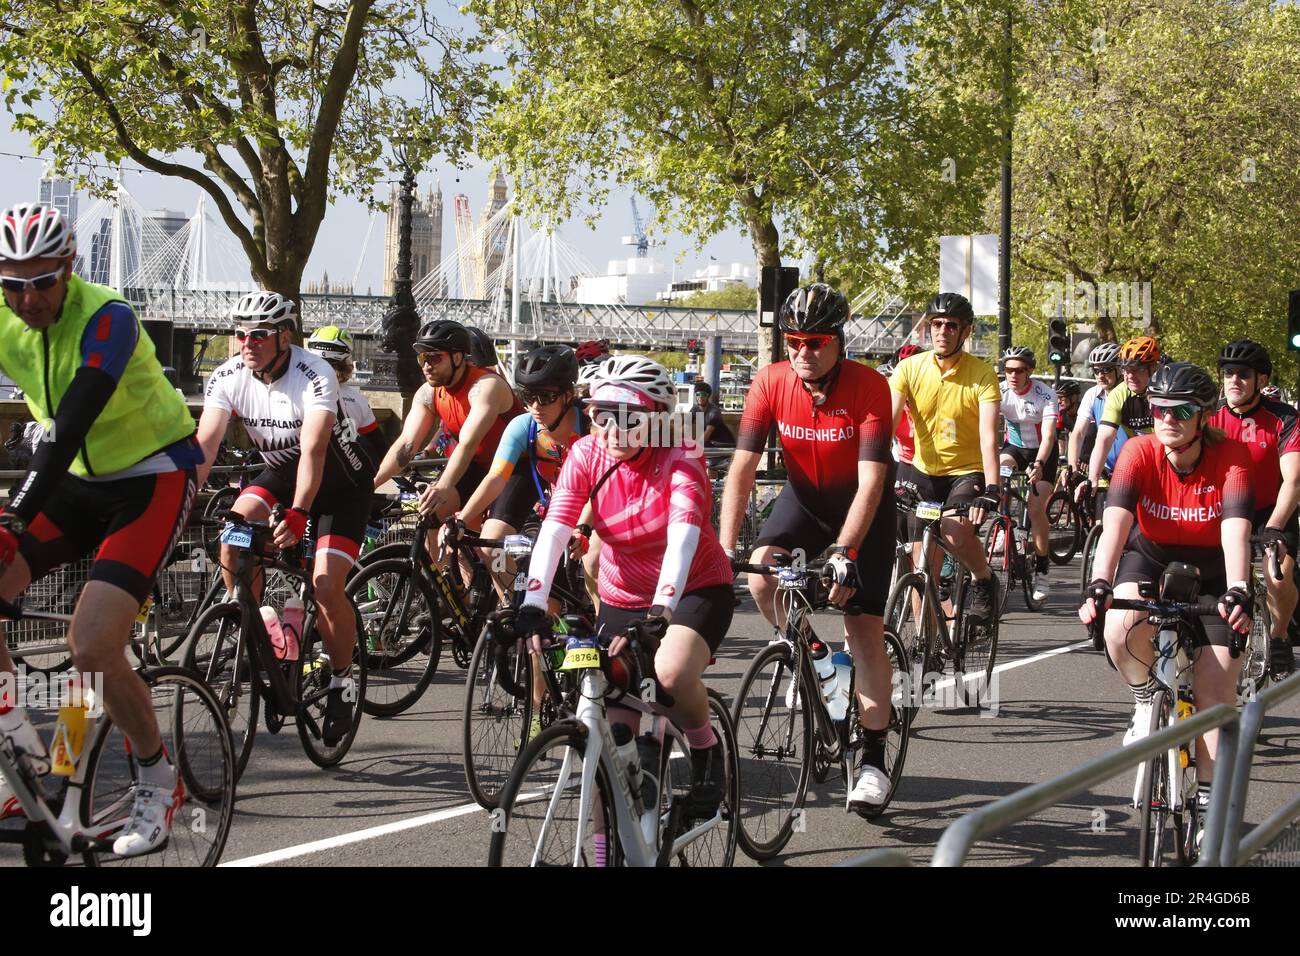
{"left": 515, "top": 355, "right": 734, "bottom": 820}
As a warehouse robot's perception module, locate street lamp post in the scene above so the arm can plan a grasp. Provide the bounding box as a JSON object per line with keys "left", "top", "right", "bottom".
{"left": 379, "top": 132, "right": 425, "bottom": 404}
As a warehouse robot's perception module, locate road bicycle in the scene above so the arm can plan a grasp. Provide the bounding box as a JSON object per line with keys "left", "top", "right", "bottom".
{"left": 0, "top": 600, "right": 235, "bottom": 867}
{"left": 1093, "top": 563, "right": 1226, "bottom": 867}
{"left": 488, "top": 619, "right": 738, "bottom": 867}
{"left": 182, "top": 510, "right": 367, "bottom": 780}
{"left": 984, "top": 466, "right": 1046, "bottom": 615}
{"left": 458, "top": 531, "right": 591, "bottom": 810}
{"left": 730, "top": 556, "right": 911, "bottom": 861}
{"left": 1045, "top": 461, "right": 1087, "bottom": 565}
{"left": 885, "top": 491, "right": 999, "bottom": 714}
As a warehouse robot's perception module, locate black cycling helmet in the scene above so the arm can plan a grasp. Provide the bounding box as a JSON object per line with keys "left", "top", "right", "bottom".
{"left": 695, "top": 382, "right": 712, "bottom": 397}
{"left": 1217, "top": 339, "right": 1272, "bottom": 376}
{"left": 414, "top": 319, "right": 471, "bottom": 354}
{"left": 1056, "top": 379, "right": 1082, "bottom": 398}
{"left": 1000, "top": 345, "right": 1036, "bottom": 370}
{"left": 515, "top": 344, "right": 578, "bottom": 390}
{"left": 1147, "top": 361, "right": 1219, "bottom": 409}
{"left": 466, "top": 326, "right": 498, "bottom": 368}
{"left": 778, "top": 283, "right": 850, "bottom": 335}
{"left": 924, "top": 291, "right": 975, "bottom": 326}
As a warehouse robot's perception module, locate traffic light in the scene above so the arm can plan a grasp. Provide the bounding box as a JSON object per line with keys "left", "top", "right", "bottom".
{"left": 1048, "top": 317, "right": 1070, "bottom": 365}
{"left": 1289, "top": 290, "right": 1300, "bottom": 351}
{"left": 686, "top": 338, "right": 702, "bottom": 355}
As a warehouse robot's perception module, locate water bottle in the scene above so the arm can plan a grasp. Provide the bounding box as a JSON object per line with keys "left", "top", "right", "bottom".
{"left": 49, "top": 677, "right": 95, "bottom": 776}
{"left": 612, "top": 724, "right": 641, "bottom": 799}
{"left": 812, "top": 641, "right": 836, "bottom": 705}
{"left": 261, "top": 606, "right": 289, "bottom": 660}
{"left": 282, "top": 597, "right": 304, "bottom": 662}
{"left": 828, "top": 650, "right": 853, "bottom": 722}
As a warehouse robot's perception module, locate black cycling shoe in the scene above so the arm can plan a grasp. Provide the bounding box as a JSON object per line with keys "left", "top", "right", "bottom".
{"left": 1270, "top": 638, "right": 1295, "bottom": 680}
{"left": 686, "top": 742, "right": 725, "bottom": 816}
{"left": 322, "top": 680, "right": 355, "bottom": 746}
{"left": 966, "top": 574, "right": 998, "bottom": 625}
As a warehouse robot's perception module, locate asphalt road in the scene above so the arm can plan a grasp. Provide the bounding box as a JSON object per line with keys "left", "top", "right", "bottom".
{"left": 4, "top": 556, "right": 1298, "bottom": 868}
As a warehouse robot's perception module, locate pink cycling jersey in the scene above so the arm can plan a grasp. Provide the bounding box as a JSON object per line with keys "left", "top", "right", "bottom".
{"left": 543, "top": 435, "right": 733, "bottom": 608}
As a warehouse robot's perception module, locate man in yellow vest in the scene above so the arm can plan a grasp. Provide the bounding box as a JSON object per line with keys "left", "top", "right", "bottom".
{"left": 0, "top": 202, "right": 201, "bottom": 857}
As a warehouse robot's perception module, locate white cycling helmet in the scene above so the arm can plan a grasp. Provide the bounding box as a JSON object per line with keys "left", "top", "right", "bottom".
{"left": 586, "top": 354, "right": 675, "bottom": 410}
{"left": 0, "top": 202, "right": 76, "bottom": 261}
{"left": 232, "top": 290, "right": 297, "bottom": 327}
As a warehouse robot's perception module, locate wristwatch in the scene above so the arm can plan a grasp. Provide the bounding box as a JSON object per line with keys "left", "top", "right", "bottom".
{"left": 828, "top": 545, "right": 858, "bottom": 561}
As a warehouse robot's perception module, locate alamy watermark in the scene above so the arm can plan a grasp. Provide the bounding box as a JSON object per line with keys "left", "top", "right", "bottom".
{"left": 1041, "top": 273, "right": 1152, "bottom": 329}
{"left": 0, "top": 669, "right": 105, "bottom": 716}
{"left": 893, "top": 664, "right": 1000, "bottom": 716}
{"left": 590, "top": 408, "right": 716, "bottom": 458}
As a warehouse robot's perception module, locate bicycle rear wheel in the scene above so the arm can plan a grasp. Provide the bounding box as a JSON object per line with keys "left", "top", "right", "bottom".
{"left": 183, "top": 601, "right": 259, "bottom": 782}
{"left": 296, "top": 601, "right": 367, "bottom": 767}
{"left": 81, "top": 666, "right": 235, "bottom": 867}
{"left": 1046, "top": 490, "right": 1079, "bottom": 565}
{"left": 488, "top": 721, "right": 618, "bottom": 867}
{"left": 346, "top": 557, "right": 440, "bottom": 717}
{"left": 731, "top": 640, "right": 812, "bottom": 861}
{"left": 463, "top": 626, "right": 533, "bottom": 809}
{"left": 665, "top": 690, "right": 739, "bottom": 867}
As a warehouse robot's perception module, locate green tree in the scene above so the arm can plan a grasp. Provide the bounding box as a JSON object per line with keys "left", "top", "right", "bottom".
{"left": 1005, "top": 0, "right": 1300, "bottom": 374}
{"left": 470, "top": 0, "right": 1001, "bottom": 283}
{"left": 0, "top": 0, "right": 487, "bottom": 299}
{"left": 675, "top": 284, "right": 755, "bottom": 310}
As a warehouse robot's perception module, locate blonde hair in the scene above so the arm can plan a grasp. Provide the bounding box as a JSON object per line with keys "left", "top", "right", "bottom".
{"left": 334, "top": 356, "right": 355, "bottom": 384}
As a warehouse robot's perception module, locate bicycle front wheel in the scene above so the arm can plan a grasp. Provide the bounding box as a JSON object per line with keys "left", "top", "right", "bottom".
{"left": 1046, "top": 490, "right": 1079, "bottom": 565}
{"left": 81, "top": 666, "right": 236, "bottom": 867}
{"left": 953, "top": 579, "right": 999, "bottom": 708}
{"left": 183, "top": 601, "right": 259, "bottom": 782}
{"left": 1138, "top": 691, "right": 1176, "bottom": 867}
{"left": 1079, "top": 523, "right": 1104, "bottom": 600}
{"left": 884, "top": 572, "right": 930, "bottom": 719}
{"left": 463, "top": 627, "right": 533, "bottom": 809}
{"left": 983, "top": 519, "right": 1014, "bottom": 618}
{"left": 488, "top": 721, "right": 618, "bottom": 867}
{"left": 848, "top": 630, "right": 913, "bottom": 819}
{"left": 731, "top": 640, "right": 812, "bottom": 861}
{"left": 297, "top": 601, "right": 368, "bottom": 767}
{"left": 346, "top": 557, "right": 440, "bottom": 717}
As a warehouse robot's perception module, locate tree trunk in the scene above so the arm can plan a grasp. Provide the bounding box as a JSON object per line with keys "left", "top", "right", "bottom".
{"left": 746, "top": 210, "right": 782, "bottom": 370}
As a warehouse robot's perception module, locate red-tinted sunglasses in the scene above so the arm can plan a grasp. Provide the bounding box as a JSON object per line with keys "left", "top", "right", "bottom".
{"left": 785, "top": 333, "right": 833, "bottom": 351}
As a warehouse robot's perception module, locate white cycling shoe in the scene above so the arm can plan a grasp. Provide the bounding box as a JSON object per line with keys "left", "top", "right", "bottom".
{"left": 112, "top": 773, "right": 181, "bottom": 858}
{"left": 1031, "top": 572, "right": 1051, "bottom": 603}
{"left": 848, "top": 764, "right": 890, "bottom": 811}
{"left": 1123, "top": 698, "right": 1155, "bottom": 747}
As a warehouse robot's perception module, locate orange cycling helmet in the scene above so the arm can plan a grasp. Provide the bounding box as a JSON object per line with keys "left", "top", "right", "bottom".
{"left": 1118, "top": 335, "right": 1160, "bottom": 367}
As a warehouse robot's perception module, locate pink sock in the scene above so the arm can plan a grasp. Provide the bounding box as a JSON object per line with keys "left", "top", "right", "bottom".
{"left": 594, "top": 833, "right": 608, "bottom": 867}
{"left": 684, "top": 723, "right": 717, "bottom": 750}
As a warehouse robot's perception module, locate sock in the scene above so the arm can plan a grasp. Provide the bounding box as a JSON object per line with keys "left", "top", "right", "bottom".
{"left": 684, "top": 722, "right": 718, "bottom": 750}
{"left": 594, "top": 833, "right": 608, "bottom": 867}
{"left": 860, "top": 728, "right": 888, "bottom": 770}
{"left": 136, "top": 746, "right": 175, "bottom": 787}
{"left": 1035, "top": 554, "right": 1049, "bottom": 574}
{"left": 1130, "top": 679, "right": 1159, "bottom": 704}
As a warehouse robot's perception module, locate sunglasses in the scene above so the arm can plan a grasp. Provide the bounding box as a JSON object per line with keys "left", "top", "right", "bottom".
{"left": 520, "top": 389, "right": 562, "bottom": 407}
{"left": 416, "top": 350, "right": 448, "bottom": 367}
{"left": 234, "top": 327, "right": 280, "bottom": 343}
{"left": 1221, "top": 366, "right": 1255, "bottom": 380}
{"left": 1154, "top": 402, "right": 1199, "bottom": 422}
{"left": 1004, "top": 365, "right": 1029, "bottom": 374}
{"left": 785, "top": 334, "right": 833, "bottom": 352}
{"left": 1092, "top": 366, "right": 1117, "bottom": 376}
{"left": 591, "top": 408, "right": 653, "bottom": 431}
{"left": 929, "top": 318, "right": 962, "bottom": 332}
{"left": 0, "top": 268, "right": 64, "bottom": 293}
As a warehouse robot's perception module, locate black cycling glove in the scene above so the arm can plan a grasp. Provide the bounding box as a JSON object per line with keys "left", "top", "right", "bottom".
{"left": 514, "top": 605, "right": 553, "bottom": 647}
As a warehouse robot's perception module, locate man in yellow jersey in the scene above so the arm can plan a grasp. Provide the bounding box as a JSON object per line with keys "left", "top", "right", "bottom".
{"left": 889, "top": 292, "right": 1002, "bottom": 623}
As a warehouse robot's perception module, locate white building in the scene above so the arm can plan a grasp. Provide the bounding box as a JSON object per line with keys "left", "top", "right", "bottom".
{"left": 659, "top": 262, "right": 756, "bottom": 301}
{"left": 574, "top": 256, "right": 667, "bottom": 306}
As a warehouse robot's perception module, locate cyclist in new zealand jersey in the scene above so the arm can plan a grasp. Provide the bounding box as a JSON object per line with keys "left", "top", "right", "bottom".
{"left": 514, "top": 356, "right": 734, "bottom": 835}
{"left": 1210, "top": 340, "right": 1299, "bottom": 677}
{"left": 998, "top": 345, "right": 1059, "bottom": 602}
{"left": 0, "top": 202, "right": 201, "bottom": 855}
{"left": 720, "top": 283, "right": 898, "bottom": 812}
{"left": 1079, "top": 363, "right": 1253, "bottom": 817}
{"left": 196, "top": 292, "right": 376, "bottom": 746}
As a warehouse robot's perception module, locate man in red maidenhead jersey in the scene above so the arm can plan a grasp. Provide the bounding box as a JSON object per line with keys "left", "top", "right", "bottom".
{"left": 1210, "top": 340, "right": 1299, "bottom": 678}
{"left": 718, "top": 284, "right": 897, "bottom": 815}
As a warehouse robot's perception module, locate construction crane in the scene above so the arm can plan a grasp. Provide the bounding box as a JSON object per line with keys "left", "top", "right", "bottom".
{"left": 622, "top": 197, "right": 649, "bottom": 258}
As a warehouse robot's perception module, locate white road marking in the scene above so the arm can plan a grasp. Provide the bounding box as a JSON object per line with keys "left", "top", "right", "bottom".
{"left": 220, "top": 637, "right": 1093, "bottom": 865}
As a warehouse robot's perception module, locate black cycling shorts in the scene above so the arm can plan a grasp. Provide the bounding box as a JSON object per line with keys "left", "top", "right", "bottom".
{"left": 19, "top": 468, "right": 197, "bottom": 605}
{"left": 1000, "top": 444, "right": 1059, "bottom": 488}
{"left": 1252, "top": 506, "right": 1299, "bottom": 559}
{"left": 1114, "top": 531, "right": 1233, "bottom": 648}
{"left": 239, "top": 468, "right": 370, "bottom": 564}
{"left": 489, "top": 471, "right": 542, "bottom": 530}
{"left": 596, "top": 584, "right": 734, "bottom": 655}
{"left": 453, "top": 461, "right": 490, "bottom": 522}
{"left": 907, "top": 470, "right": 985, "bottom": 511}
{"left": 751, "top": 484, "right": 895, "bottom": 617}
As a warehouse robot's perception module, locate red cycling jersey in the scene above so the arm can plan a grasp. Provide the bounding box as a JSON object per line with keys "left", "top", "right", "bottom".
{"left": 417, "top": 365, "right": 524, "bottom": 470}
{"left": 1207, "top": 397, "right": 1300, "bottom": 511}
{"left": 1108, "top": 434, "right": 1253, "bottom": 548}
{"left": 736, "top": 360, "right": 894, "bottom": 515}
